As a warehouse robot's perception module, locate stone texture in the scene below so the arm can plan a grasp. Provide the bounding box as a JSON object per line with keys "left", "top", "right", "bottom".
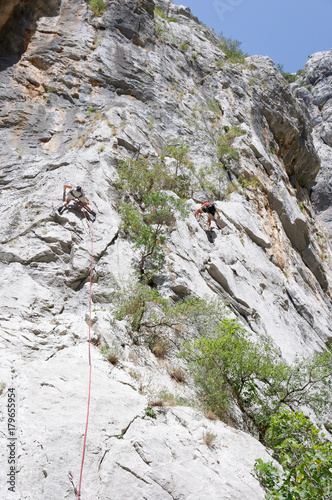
{"left": 293, "top": 50, "right": 332, "bottom": 237}
{"left": 0, "top": 1, "right": 332, "bottom": 499}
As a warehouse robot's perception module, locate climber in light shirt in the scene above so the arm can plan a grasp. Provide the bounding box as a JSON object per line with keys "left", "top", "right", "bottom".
{"left": 58, "top": 185, "right": 96, "bottom": 217}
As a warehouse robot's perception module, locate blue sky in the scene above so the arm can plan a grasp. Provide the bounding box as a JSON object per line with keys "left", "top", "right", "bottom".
{"left": 176, "top": 0, "right": 332, "bottom": 72}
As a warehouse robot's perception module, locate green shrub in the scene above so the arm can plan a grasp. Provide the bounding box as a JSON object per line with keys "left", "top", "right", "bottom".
{"left": 207, "top": 99, "right": 222, "bottom": 115}
{"left": 179, "top": 324, "right": 332, "bottom": 440}
{"left": 113, "top": 279, "right": 167, "bottom": 334}
{"left": 115, "top": 144, "right": 195, "bottom": 200}
{"left": 255, "top": 408, "right": 332, "bottom": 499}
{"left": 114, "top": 157, "right": 166, "bottom": 201}
{"left": 238, "top": 175, "right": 262, "bottom": 192}
{"left": 88, "top": 0, "right": 106, "bottom": 16}
{"left": 217, "top": 126, "right": 245, "bottom": 164}
{"left": 150, "top": 389, "right": 189, "bottom": 407}
{"left": 179, "top": 42, "right": 189, "bottom": 52}
{"left": 154, "top": 6, "right": 177, "bottom": 22}
{"left": 154, "top": 6, "right": 167, "bottom": 19}
{"left": 145, "top": 406, "right": 157, "bottom": 418}
{"left": 100, "top": 344, "right": 122, "bottom": 364}
{"left": 120, "top": 191, "right": 188, "bottom": 275}
{"left": 161, "top": 139, "right": 197, "bottom": 197}
{"left": 155, "top": 21, "right": 166, "bottom": 40}
{"left": 112, "top": 281, "right": 227, "bottom": 347}
{"left": 202, "top": 430, "right": 218, "bottom": 448}
{"left": 277, "top": 63, "right": 297, "bottom": 83}
{"left": 218, "top": 32, "right": 248, "bottom": 64}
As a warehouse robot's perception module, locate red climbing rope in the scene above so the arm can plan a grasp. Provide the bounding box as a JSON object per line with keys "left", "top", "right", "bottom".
{"left": 77, "top": 210, "right": 94, "bottom": 499}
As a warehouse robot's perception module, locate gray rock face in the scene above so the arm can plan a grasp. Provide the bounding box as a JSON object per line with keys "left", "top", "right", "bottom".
{"left": 1, "top": 1, "right": 332, "bottom": 499}
{"left": 0, "top": 0, "right": 61, "bottom": 56}
{"left": 294, "top": 50, "right": 332, "bottom": 235}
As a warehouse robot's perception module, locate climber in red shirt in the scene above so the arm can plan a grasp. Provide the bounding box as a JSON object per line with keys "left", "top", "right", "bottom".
{"left": 194, "top": 202, "right": 220, "bottom": 231}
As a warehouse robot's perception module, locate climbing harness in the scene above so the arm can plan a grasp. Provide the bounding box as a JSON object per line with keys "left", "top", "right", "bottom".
{"left": 59, "top": 187, "right": 97, "bottom": 220}
{"left": 74, "top": 197, "right": 97, "bottom": 221}
{"left": 69, "top": 209, "right": 94, "bottom": 499}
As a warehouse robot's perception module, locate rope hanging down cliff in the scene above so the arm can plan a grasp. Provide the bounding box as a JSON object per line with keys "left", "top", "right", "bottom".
{"left": 69, "top": 208, "right": 94, "bottom": 499}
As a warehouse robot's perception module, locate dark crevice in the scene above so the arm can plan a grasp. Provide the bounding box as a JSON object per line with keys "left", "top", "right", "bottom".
{"left": 115, "top": 462, "right": 151, "bottom": 485}
{"left": 93, "top": 230, "right": 120, "bottom": 267}
{"left": 148, "top": 477, "right": 177, "bottom": 499}
{"left": 98, "top": 449, "right": 109, "bottom": 471}
{"left": 121, "top": 414, "right": 142, "bottom": 437}
{"left": 45, "top": 345, "right": 66, "bottom": 361}
{"left": 285, "top": 288, "right": 314, "bottom": 327}
{"left": 69, "top": 230, "right": 120, "bottom": 291}
{"left": 0, "top": 0, "right": 61, "bottom": 61}
{"left": 70, "top": 272, "right": 92, "bottom": 292}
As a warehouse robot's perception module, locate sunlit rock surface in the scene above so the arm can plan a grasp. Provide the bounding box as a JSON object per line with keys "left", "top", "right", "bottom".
{"left": 0, "top": 1, "right": 332, "bottom": 498}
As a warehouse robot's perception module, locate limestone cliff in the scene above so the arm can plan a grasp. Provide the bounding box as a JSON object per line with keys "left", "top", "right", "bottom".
{"left": 0, "top": 1, "right": 332, "bottom": 499}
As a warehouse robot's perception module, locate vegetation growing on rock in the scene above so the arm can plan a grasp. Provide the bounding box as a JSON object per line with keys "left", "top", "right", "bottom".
{"left": 255, "top": 408, "right": 332, "bottom": 499}
{"left": 88, "top": 0, "right": 107, "bottom": 17}
{"left": 180, "top": 326, "right": 332, "bottom": 441}
{"left": 218, "top": 32, "right": 249, "bottom": 64}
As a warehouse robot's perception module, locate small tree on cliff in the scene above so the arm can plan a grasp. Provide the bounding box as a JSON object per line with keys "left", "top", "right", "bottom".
{"left": 88, "top": 0, "right": 107, "bottom": 16}
{"left": 120, "top": 191, "right": 188, "bottom": 276}
{"left": 179, "top": 326, "right": 332, "bottom": 441}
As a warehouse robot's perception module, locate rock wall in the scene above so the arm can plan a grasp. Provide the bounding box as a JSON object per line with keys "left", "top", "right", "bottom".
{"left": 294, "top": 50, "right": 332, "bottom": 233}
{"left": 0, "top": 0, "right": 332, "bottom": 498}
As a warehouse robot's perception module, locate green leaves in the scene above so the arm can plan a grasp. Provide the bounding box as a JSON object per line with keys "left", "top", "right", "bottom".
{"left": 115, "top": 140, "right": 195, "bottom": 200}
{"left": 218, "top": 32, "right": 249, "bottom": 64}
{"left": 115, "top": 147, "right": 190, "bottom": 275}
{"left": 111, "top": 282, "right": 229, "bottom": 355}
{"left": 120, "top": 191, "right": 188, "bottom": 274}
{"left": 145, "top": 406, "right": 157, "bottom": 419}
{"left": 255, "top": 408, "right": 332, "bottom": 499}
{"left": 112, "top": 274, "right": 332, "bottom": 500}
{"left": 217, "top": 126, "right": 245, "bottom": 164}
{"left": 180, "top": 323, "right": 284, "bottom": 428}
{"left": 179, "top": 325, "right": 332, "bottom": 441}
{"left": 182, "top": 320, "right": 332, "bottom": 496}
{"left": 115, "top": 157, "right": 166, "bottom": 201}
{"left": 88, "top": 0, "right": 106, "bottom": 17}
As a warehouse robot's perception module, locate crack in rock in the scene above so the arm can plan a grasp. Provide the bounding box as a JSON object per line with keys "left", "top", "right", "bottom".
{"left": 45, "top": 345, "right": 66, "bottom": 361}
{"left": 115, "top": 462, "right": 151, "bottom": 485}
{"left": 147, "top": 476, "right": 177, "bottom": 500}
{"left": 98, "top": 449, "right": 109, "bottom": 471}
{"left": 133, "top": 441, "right": 152, "bottom": 466}
{"left": 94, "top": 229, "right": 120, "bottom": 264}
{"left": 121, "top": 414, "right": 142, "bottom": 437}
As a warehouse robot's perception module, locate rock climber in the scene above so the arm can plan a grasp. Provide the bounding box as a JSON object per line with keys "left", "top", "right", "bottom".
{"left": 58, "top": 185, "right": 96, "bottom": 217}
{"left": 194, "top": 202, "right": 220, "bottom": 231}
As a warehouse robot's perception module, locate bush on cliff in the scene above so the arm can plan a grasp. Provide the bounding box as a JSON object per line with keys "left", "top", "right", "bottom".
{"left": 120, "top": 191, "right": 188, "bottom": 275}
{"left": 218, "top": 32, "right": 248, "bottom": 64}
{"left": 179, "top": 324, "right": 332, "bottom": 441}
{"left": 112, "top": 280, "right": 332, "bottom": 496}
{"left": 254, "top": 407, "right": 332, "bottom": 499}
{"left": 115, "top": 140, "right": 196, "bottom": 200}
{"left": 88, "top": 0, "right": 106, "bottom": 16}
